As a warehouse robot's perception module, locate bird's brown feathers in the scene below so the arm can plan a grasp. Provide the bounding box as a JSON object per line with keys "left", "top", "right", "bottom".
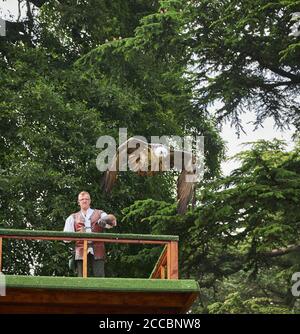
{"left": 102, "top": 138, "right": 197, "bottom": 214}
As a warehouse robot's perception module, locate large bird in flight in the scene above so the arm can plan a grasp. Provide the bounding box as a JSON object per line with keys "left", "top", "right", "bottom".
{"left": 102, "top": 137, "right": 198, "bottom": 214}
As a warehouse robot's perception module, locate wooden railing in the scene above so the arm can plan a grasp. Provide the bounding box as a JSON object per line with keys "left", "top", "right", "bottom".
{"left": 0, "top": 229, "right": 178, "bottom": 279}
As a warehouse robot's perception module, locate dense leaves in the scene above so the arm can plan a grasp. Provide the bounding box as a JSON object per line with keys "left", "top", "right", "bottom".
{"left": 120, "top": 140, "right": 300, "bottom": 313}
{"left": 187, "top": 0, "right": 300, "bottom": 132}
{"left": 125, "top": 0, "right": 300, "bottom": 132}
{"left": 0, "top": 0, "right": 223, "bottom": 274}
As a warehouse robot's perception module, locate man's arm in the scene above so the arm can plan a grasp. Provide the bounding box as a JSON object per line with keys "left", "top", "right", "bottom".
{"left": 64, "top": 215, "right": 75, "bottom": 232}
{"left": 63, "top": 215, "right": 76, "bottom": 242}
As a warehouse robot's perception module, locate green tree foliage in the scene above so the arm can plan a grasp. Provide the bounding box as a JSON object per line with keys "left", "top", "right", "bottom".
{"left": 125, "top": 0, "right": 300, "bottom": 132}
{"left": 0, "top": 0, "right": 223, "bottom": 276}
{"left": 186, "top": 0, "right": 300, "bottom": 131}
{"left": 39, "top": 0, "right": 161, "bottom": 56}
{"left": 190, "top": 139, "right": 300, "bottom": 313}
{"left": 120, "top": 140, "right": 300, "bottom": 313}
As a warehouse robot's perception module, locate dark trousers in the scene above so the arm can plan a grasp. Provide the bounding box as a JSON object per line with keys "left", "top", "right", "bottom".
{"left": 76, "top": 253, "right": 105, "bottom": 277}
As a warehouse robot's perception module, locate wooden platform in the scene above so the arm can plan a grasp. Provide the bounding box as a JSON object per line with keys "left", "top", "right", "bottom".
{"left": 0, "top": 275, "right": 199, "bottom": 314}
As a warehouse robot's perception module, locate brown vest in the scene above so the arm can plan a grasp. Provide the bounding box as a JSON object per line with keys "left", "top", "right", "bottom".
{"left": 73, "top": 209, "right": 105, "bottom": 260}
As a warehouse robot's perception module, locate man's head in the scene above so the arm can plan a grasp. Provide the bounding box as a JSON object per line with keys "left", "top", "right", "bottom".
{"left": 78, "top": 191, "right": 91, "bottom": 211}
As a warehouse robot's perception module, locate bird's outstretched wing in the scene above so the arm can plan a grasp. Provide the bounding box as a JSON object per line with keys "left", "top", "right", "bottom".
{"left": 103, "top": 138, "right": 197, "bottom": 214}
{"left": 177, "top": 170, "right": 195, "bottom": 214}
{"left": 172, "top": 150, "right": 197, "bottom": 214}
{"left": 103, "top": 137, "right": 150, "bottom": 192}
{"left": 102, "top": 152, "right": 118, "bottom": 193}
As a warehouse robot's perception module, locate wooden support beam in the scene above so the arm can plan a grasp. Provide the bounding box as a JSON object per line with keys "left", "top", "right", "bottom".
{"left": 160, "top": 266, "right": 166, "bottom": 279}
{"left": 0, "top": 235, "right": 168, "bottom": 245}
{"left": 150, "top": 245, "right": 167, "bottom": 279}
{"left": 83, "top": 240, "right": 88, "bottom": 278}
{"left": 167, "top": 241, "right": 178, "bottom": 279}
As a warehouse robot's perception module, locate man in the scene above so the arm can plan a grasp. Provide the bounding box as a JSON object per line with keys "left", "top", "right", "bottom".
{"left": 64, "top": 191, "right": 117, "bottom": 277}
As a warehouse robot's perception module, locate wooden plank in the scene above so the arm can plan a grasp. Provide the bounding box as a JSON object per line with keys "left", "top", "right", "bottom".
{"left": 160, "top": 266, "right": 165, "bottom": 279}
{"left": 167, "top": 242, "right": 171, "bottom": 279}
{"left": 0, "top": 229, "right": 178, "bottom": 241}
{"left": 181, "top": 292, "right": 199, "bottom": 313}
{"left": 1, "top": 289, "right": 187, "bottom": 307}
{"left": 0, "top": 287, "right": 197, "bottom": 314}
{"left": 83, "top": 240, "right": 87, "bottom": 278}
{"left": 150, "top": 245, "right": 167, "bottom": 279}
{"left": 167, "top": 241, "right": 178, "bottom": 279}
{"left": 0, "top": 235, "right": 168, "bottom": 245}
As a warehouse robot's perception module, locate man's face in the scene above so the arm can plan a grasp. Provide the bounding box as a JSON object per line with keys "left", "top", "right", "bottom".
{"left": 78, "top": 194, "right": 91, "bottom": 211}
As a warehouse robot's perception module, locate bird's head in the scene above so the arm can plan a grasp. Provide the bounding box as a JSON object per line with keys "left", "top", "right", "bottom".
{"left": 153, "top": 144, "right": 168, "bottom": 158}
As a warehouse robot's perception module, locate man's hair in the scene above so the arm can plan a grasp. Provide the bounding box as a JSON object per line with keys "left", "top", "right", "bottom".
{"left": 78, "top": 191, "right": 91, "bottom": 199}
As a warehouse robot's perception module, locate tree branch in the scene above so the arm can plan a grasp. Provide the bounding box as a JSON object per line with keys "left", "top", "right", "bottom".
{"left": 261, "top": 244, "right": 300, "bottom": 258}
{"left": 246, "top": 43, "right": 300, "bottom": 83}
{"left": 261, "top": 81, "right": 300, "bottom": 88}
{"left": 262, "top": 64, "right": 300, "bottom": 83}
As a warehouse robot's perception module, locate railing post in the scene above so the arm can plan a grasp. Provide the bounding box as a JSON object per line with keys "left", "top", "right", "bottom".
{"left": 83, "top": 240, "right": 88, "bottom": 278}
{"left": 0, "top": 237, "right": 2, "bottom": 272}
{"left": 160, "top": 266, "right": 165, "bottom": 279}
{"left": 167, "top": 241, "right": 178, "bottom": 279}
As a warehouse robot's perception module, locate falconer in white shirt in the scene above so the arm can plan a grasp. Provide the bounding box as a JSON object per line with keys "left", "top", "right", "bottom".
{"left": 64, "top": 191, "right": 117, "bottom": 277}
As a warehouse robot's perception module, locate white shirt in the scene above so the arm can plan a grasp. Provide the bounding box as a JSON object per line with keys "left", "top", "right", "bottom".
{"left": 64, "top": 208, "right": 108, "bottom": 254}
